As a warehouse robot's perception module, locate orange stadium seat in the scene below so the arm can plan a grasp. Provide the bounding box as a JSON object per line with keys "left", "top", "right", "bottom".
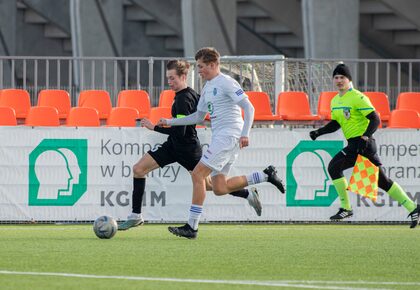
{"left": 37, "top": 90, "right": 71, "bottom": 119}
{"left": 246, "top": 91, "right": 281, "bottom": 121}
{"left": 107, "top": 107, "right": 139, "bottom": 127}
{"left": 317, "top": 91, "right": 337, "bottom": 120}
{"left": 78, "top": 90, "right": 112, "bottom": 120}
{"left": 396, "top": 92, "right": 420, "bottom": 114}
{"left": 117, "top": 90, "right": 151, "bottom": 119}
{"left": 0, "top": 89, "right": 31, "bottom": 119}
{"left": 0, "top": 107, "right": 17, "bottom": 126}
{"left": 67, "top": 107, "right": 100, "bottom": 127}
{"left": 158, "top": 90, "right": 176, "bottom": 107}
{"left": 149, "top": 107, "right": 172, "bottom": 125}
{"left": 277, "top": 91, "right": 320, "bottom": 121}
{"left": 387, "top": 109, "right": 420, "bottom": 129}
{"left": 25, "top": 106, "right": 60, "bottom": 127}
{"left": 363, "top": 92, "right": 391, "bottom": 122}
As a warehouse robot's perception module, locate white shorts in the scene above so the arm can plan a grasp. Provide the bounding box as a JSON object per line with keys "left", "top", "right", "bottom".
{"left": 200, "top": 136, "right": 240, "bottom": 176}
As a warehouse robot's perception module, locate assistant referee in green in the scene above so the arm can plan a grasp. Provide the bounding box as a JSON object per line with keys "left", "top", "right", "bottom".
{"left": 309, "top": 63, "right": 420, "bottom": 228}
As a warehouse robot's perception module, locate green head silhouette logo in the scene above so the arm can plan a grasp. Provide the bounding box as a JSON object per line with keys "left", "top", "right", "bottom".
{"left": 287, "top": 140, "right": 343, "bottom": 206}
{"left": 29, "top": 139, "right": 88, "bottom": 206}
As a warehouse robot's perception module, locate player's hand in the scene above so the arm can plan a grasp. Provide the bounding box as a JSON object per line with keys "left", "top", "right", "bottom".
{"left": 239, "top": 136, "right": 249, "bottom": 149}
{"left": 156, "top": 118, "right": 169, "bottom": 127}
{"left": 357, "top": 136, "right": 369, "bottom": 154}
{"left": 140, "top": 118, "right": 154, "bottom": 130}
{"left": 309, "top": 130, "right": 320, "bottom": 140}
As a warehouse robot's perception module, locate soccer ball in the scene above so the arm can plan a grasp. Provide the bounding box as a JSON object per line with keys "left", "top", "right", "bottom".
{"left": 93, "top": 215, "right": 118, "bottom": 239}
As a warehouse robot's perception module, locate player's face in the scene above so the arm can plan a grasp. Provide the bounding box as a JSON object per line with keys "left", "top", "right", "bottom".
{"left": 166, "top": 69, "right": 186, "bottom": 92}
{"left": 333, "top": 75, "right": 351, "bottom": 91}
{"left": 196, "top": 59, "right": 215, "bottom": 81}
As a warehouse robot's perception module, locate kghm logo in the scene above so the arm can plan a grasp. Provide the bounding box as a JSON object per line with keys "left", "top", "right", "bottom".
{"left": 286, "top": 140, "right": 343, "bottom": 207}
{"left": 28, "top": 139, "right": 88, "bottom": 206}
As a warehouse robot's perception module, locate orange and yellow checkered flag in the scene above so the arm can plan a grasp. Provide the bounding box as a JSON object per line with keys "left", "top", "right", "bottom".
{"left": 347, "top": 155, "right": 379, "bottom": 202}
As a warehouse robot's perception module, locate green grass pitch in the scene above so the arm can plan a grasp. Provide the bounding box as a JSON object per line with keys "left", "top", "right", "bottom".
{"left": 0, "top": 224, "right": 419, "bottom": 289}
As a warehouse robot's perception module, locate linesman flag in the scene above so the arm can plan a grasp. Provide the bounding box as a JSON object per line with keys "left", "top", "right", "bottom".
{"left": 347, "top": 155, "right": 379, "bottom": 202}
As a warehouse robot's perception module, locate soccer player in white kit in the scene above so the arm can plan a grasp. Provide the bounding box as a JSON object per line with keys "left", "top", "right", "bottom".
{"left": 158, "top": 47, "right": 285, "bottom": 239}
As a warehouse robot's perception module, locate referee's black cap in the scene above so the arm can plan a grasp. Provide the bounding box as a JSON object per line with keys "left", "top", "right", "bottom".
{"left": 332, "top": 64, "right": 352, "bottom": 81}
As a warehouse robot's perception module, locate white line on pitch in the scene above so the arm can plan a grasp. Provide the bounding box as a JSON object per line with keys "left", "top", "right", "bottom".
{"left": 0, "top": 227, "right": 90, "bottom": 231}
{"left": 0, "top": 270, "right": 390, "bottom": 290}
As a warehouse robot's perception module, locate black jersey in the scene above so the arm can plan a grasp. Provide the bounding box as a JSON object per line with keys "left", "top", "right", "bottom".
{"left": 154, "top": 87, "right": 200, "bottom": 148}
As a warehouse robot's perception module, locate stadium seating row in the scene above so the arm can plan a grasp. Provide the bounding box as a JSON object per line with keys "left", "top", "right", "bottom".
{"left": 0, "top": 89, "right": 419, "bottom": 128}
{"left": 0, "top": 89, "right": 174, "bottom": 127}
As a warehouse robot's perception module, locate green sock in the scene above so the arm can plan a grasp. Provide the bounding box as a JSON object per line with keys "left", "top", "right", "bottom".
{"left": 332, "top": 177, "right": 352, "bottom": 210}
{"left": 387, "top": 182, "right": 416, "bottom": 213}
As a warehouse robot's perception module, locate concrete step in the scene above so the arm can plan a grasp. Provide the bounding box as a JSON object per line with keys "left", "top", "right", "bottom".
{"left": 237, "top": 1, "right": 269, "bottom": 18}
{"left": 373, "top": 14, "right": 416, "bottom": 30}
{"left": 16, "top": 0, "right": 27, "bottom": 9}
{"left": 125, "top": 5, "right": 154, "bottom": 21}
{"left": 282, "top": 47, "right": 304, "bottom": 58}
{"left": 24, "top": 9, "right": 48, "bottom": 24}
{"left": 274, "top": 34, "right": 303, "bottom": 48}
{"left": 145, "top": 21, "right": 177, "bottom": 36}
{"left": 165, "top": 36, "right": 183, "bottom": 51}
{"left": 44, "top": 24, "right": 70, "bottom": 38}
{"left": 394, "top": 31, "right": 420, "bottom": 45}
{"left": 255, "top": 19, "right": 291, "bottom": 34}
{"left": 238, "top": 18, "right": 254, "bottom": 28}
{"left": 360, "top": 0, "right": 393, "bottom": 14}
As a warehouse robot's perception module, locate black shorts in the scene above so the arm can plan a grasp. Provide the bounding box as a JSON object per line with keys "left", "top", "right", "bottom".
{"left": 328, "top": 137, "right": 383, "bottom": 180}
{"left": 148, "top": 140, "right": 202, "bottom": 171}
{"left": 341, "top": 137, "right": 382, "bottom": 167}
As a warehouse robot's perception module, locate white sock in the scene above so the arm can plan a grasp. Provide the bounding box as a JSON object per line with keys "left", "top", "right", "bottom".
{"left": 246, "top": 172, "right": 267, "bottom": 185}
{"left": 188, "top": 204, "right": 202, "bottom": 230}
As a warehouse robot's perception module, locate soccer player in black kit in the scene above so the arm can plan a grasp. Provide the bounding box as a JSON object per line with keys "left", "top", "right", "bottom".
{"left": 118, "top": 60, "right": 262, "bottom": 230}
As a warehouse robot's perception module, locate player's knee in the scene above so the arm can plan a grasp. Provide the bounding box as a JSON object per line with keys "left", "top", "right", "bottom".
{"left": 132, "top": 164, "right": 147, "bottom": 178}
{"left": 212, "top": 185, "right": 227, "bottom": 195}
{"left": 213, "top": 189, "right": 225, "bottom": 195}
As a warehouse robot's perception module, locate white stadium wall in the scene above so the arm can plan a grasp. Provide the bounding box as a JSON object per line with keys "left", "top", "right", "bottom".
{"left": 0, "top": 127, "right": 419, "bottom": 223}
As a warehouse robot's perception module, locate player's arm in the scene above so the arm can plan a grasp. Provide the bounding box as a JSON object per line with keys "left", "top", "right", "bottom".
{"left": 238, "top": 97, "right": 255, "bottom": 137}
{"left": 309, "top": 120, "right": 340, "bottom": 140}
{"left": 158, "top": 110, "right": 207, "bottom": 127}
{"left": 169, "top": 95, "right": 194, "bottom": 137}
{"left": 355, "top": 93, "right": 377, "bottom": 152}
{"left": 237, "top": 97, "right": 254, "bottom": 148}
{"left": 138, "top": 118, "right": 171, "bottom": 134}
{"left": 153, "top": 123, "right": 172, "bottom": 135}
{"left": 355, "top": 111, "right": 380, "bottom": 154}
{"left": 356, "top": 94, "right": 378, "bottom": 138}
{"left": 153, "top": 96, "right": 192, "bottom": 135}
{"left": 158, "top": 95, "right": 206, "bottom": 127}
{"left": 362, "top": 111, "right": 380, "bottom": 137}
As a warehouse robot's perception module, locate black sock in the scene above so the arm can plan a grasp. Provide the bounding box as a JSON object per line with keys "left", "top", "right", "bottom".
{"left": 229, "top": 189, "right": 249, "bottom": 199}
{"left": 132, "top": 177, "right": 146, "bottom": 214}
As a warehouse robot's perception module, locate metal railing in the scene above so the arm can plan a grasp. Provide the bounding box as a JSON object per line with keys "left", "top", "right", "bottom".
{"left": 0, "top": 56, "right": 419, "bottom": 112}
{"left": 0, "top": 55, "right": 284, "bottom": 108}
{"left": 283, "top": 59, "right": 420, "bottom": 110}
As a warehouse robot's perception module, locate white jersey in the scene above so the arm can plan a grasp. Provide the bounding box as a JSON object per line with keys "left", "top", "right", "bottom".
{"left": 197, "top": 73, "right": 247, "bottom": 138}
